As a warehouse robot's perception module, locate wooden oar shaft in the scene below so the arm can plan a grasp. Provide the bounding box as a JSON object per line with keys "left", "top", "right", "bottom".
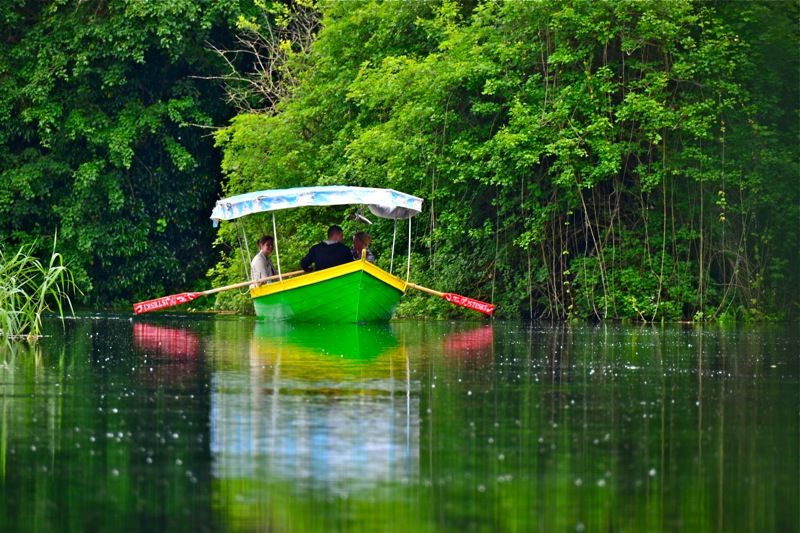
{"left": 200, "top": 269, "right": 304, "bottom": 296}
{"left": 405, "top": 282, "right": 444, "bottom": 297}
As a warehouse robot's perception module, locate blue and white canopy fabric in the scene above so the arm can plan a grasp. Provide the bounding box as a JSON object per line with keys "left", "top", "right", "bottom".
{"left": 210, "top": 186, "right": 423, "bottom": 226}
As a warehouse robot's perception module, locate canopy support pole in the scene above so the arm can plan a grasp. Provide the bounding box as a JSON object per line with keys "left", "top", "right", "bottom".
{"left": 390, "top": 218, "right": 398, "bottom": 274}
{"left": 237, "top": 220, "right": 251, "bottom": 280}
{"left": 406, "top": 217, "right": 412, "bottom": 282}
{"left": 272, "top": 213, "right": 282, "bottom": 280}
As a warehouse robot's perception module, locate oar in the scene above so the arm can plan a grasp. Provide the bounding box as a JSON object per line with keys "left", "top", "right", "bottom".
{"left": 405, "top": 282, "right": 495, "bottom": 316}
{"left": 133, "top": 270, "right": 305, "bottom": 315}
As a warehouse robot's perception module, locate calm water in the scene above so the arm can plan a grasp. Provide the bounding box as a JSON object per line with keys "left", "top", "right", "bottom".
{"left": 0, "top": 316, "right": 797, "bottom": 532}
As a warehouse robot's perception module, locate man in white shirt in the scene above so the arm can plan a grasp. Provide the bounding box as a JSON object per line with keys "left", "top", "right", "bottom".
{"left": 250, "top": 235, "right": 276, "bottom": 287}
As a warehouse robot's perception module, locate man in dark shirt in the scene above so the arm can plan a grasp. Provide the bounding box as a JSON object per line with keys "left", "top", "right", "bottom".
{"left": 300, "top": 225, "right": 353, "bottom": 272}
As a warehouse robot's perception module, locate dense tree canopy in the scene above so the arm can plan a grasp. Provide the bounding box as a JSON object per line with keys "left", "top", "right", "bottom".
{"left": 0, "top": 0, "right": 265, "bottom": 305}
{"left": 1, "top": 0, "right": 797, "bottom": 320}
{"left": 212, "top": 0, "right": 799, "bottom": 320}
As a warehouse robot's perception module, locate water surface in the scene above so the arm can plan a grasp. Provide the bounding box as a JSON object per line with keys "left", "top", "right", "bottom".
{"left": 0, "top": 317, "right": 797, "bottom": 532}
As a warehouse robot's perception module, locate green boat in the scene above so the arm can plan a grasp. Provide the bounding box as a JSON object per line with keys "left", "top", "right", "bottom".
{"left": 249, "top": 254, "right": 407, "bottom": 322}
{"left": 209, "top": 186, "right": 424, "bottom": 323}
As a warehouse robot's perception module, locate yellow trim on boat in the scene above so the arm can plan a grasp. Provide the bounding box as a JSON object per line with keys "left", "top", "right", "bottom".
{"left": 362, "top": 260, "right": 407, "bottom": 292}
{"left": 249, "top": 256, "right": 407, "bottom": 298}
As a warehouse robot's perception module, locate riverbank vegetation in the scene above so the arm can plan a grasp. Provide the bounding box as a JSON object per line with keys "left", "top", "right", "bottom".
{"left": 0, "top": 0, "right": 247, "bottom": 306}
{"left": 1, "top": 1, "right": 797, "bottom": 321}
{"left": 212, "top": 0, "right": 799, "bottom": 321}
{"left": 0, "top": 241, "right": 76, "bottom": 344}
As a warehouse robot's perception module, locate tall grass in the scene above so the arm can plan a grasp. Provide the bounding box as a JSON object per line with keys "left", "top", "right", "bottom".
{"left": 0, "top": 238, "right": 77, "bottom": 344}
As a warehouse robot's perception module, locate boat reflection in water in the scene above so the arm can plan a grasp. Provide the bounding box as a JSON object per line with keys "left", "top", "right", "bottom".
{"left": 210, "top": 321, "right": 420, "bottom": 515}
{"left": 442, "top": 324, "right": 494, "bottom": 361}
{"left": 133, "top": 322, "right": 200, "bottom": 359}
{"left": 133, "top": 321, "right": 204, "bottom": 390}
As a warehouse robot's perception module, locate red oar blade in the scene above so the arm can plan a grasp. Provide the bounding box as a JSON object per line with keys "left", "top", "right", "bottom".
{"left": 443, "top": 293, "right": 495, "bottom": 316}
{"left": 133, "top": 292, "right": 201, "bottom": 315}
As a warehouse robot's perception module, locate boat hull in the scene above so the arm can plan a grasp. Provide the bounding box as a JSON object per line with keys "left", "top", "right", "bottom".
{"left": 249, "top": 259, "right": 406, "bottom": 322}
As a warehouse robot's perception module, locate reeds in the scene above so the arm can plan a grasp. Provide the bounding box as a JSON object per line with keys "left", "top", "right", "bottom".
{"left": 0, "top": 238, "right": 77, "bottom": 344}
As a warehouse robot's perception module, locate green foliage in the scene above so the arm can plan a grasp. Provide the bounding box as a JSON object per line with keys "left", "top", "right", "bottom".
{"left": 3, "top": 0, "right": 795, "bottom": 321}
{"left": 0, "top": 0, "right": 265, "bottom": 306}
{"left": 214, "top": 0, "right": 798, "bottom": 321}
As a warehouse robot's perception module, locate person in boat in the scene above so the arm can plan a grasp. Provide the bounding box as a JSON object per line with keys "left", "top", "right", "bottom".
{"left": 351, "top": 231, "right": 376, "bottom": 262}
{"left": 250, "top": 235, "right": 276, "bottom": 287}
{"left": 300, "top": 225, "right": 353, "bottom": 272}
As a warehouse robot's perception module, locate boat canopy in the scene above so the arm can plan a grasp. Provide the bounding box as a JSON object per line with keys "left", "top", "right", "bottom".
{"left": 210, "top": 186, "right": 423, "bottom": 226}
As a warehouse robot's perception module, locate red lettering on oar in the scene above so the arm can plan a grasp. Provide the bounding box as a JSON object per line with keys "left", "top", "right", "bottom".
{"left": 443, "top": 293, "right": 495, "bottom": 316}
{"left": 133, "top": 292, "right": 200, "bottom": 315}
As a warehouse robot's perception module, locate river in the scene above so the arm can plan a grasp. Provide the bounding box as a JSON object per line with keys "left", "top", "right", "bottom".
{"left": 0, "top": 316, "right": 797, "bottom": 532}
